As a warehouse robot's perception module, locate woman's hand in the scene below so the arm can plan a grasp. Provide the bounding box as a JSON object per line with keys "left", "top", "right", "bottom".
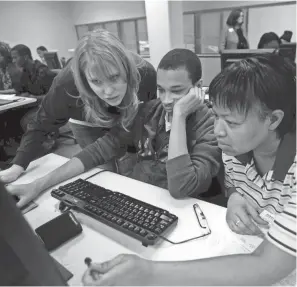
{"left": 7, "top": 181, "right": 41, "bottom": 208}
{"left": 226, "top": 192, "right": 268, "bottom": 235}
{"left": 0, "top": 164, "right": 25, "bottom": 183}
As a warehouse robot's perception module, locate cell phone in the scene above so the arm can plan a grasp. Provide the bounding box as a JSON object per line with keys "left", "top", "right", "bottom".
{"left": 35, "top": 211, "right": 83, "bottom": 252}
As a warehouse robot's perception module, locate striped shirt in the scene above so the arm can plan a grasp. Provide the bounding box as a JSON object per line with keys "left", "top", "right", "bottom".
{"left": 223, "top": 132, "right": 296, "bottom": 256}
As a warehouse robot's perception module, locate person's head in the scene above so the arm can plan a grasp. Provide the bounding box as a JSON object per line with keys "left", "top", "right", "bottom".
{"left": 157, "top": 48, "right": 202, "bottom": 113}
{"left": 209, "top": 54, "right": 296, "bottom": 156}
{"left": 11, "top": 44, "right": 33, "bottom": 68}
{"left": 257, "top": 32, "right": 281, "bottom": 49}
{"left": 71, "top": 29, "right": 141, "bottom": 130}
{"left": 280, "top": 30, "right": 293, "bottom": 44}
{"left": 0, "top": 42, "right": 12, "bottom": 68}
{"left": 36, "top": 46, "right": 48, "bottom": 59}
{"left": 226, "top": 9, "right": 244, "bottom": 27}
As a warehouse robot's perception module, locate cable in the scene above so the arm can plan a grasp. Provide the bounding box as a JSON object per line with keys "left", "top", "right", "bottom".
{"left": 84, "top": 169, "right": 109, "bottom": 180}
{"left": 158, "top": 229, "right": 211, "bottom": 245}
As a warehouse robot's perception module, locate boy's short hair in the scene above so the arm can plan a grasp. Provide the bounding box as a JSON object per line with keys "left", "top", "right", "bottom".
{"left": 36, "top": 46, "right": 48, "bottom": 52}
{"left": 157, "top": 48, "right": 202, "bottom": 85}
{"left": 209, "top": 54, "right": 296, "bottom": 137}
{"left": 11, "top": 44, "right": 33, "bottom": 60}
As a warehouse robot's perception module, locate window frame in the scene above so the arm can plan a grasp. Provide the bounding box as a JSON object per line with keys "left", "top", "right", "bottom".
{"left": 75, "top": 17, "right": 148, "bottom": 56}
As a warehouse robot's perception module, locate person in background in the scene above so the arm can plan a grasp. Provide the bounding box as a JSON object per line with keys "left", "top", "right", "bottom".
{"left": 280, "top": 30, "right": 293, "bottom": 44}
{"left": 36, "top": 46, "right": 48, "bottom": 65}
{"left": 81, "top": 54, "right": 296, "bottom": 287}
{"left": 220, "top": 9, "right": 249, "bottom": 52}
{"left": 0, "top": 42, "right": 17, "bottom": 94}
{"left": 11, "top": 44, "right": 56, "bottom": 97}
{"left": 257, "top": 32, "right": 281, "bottom": 49}
{"left": 0, "top": 29, "right": 156, "bottom": 190}
{"left": 117, "top": 48, "right": 221, "bottom": 198}
{"left": 10, "top": 44, "right": 57, "bottom": 138}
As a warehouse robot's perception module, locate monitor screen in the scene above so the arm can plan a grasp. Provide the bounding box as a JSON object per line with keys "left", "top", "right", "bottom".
{"left": 0, "top": 182, "right": 67, "bottom": 285}
{"left": 220, "top": 49, "right": 274, "bottom": 70}
{"left": 279, "top": 43, "right": 296, "bottom": 62}
{"left": 44, "top": 51, "right": 62, "bottom": 69}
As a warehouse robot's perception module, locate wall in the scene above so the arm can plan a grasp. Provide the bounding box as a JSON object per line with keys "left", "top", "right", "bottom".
{"left": 182, "top": 0, "right": 292, "bottom": 12}
{"left": 248, "top": 4, "right": 296, "bottom": 48}
{"left": 0, "top": 1, "right": 77, "bottom": 60}
{"left": 70, "top": 1, "right": 146, "bottom": 25}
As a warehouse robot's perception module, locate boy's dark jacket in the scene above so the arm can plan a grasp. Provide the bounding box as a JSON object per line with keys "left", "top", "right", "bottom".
{"left": 78, "top": 99, "right": 222, "bottom": 198}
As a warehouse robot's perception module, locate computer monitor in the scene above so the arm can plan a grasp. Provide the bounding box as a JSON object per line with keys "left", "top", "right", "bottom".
{"left": 44, "top": 51, "right": 62, "bottom": 69}
{"left": 279, "top": 43, "right": 296, "bottom": 62}
{"left": 0, "top": 182, "right": 67, "bottom": 285}
{"left": 220, "top": 49, "right": 274, "bottom": 70}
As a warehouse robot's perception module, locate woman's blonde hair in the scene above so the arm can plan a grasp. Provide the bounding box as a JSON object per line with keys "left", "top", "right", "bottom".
{"left": 71, "top": 29, "right": 141, "bottom": 131}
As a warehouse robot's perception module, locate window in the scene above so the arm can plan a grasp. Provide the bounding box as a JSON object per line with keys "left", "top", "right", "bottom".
{"left": 105, "top": 22, "right": 119, "bottom": 38}
{"left": 183, "top": 14, "right": 195, "bottom": 52}
{"left": 200, "top": 12, "right": 221, "bottom": 53}
{"left": 75, "top": 18, "right": 149, "bottom": 56}
{"left": 120, "top": 21, "right": 138, "bottom": 53}
{"left": 137, "top": 19, "right": 150, "bottom": 57}
{"left": 76, "top": 25, "right": 89, "bottom": 40}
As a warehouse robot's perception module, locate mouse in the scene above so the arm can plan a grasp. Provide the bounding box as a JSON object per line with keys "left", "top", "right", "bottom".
{"left": 59, "top": 201, "right": 68, "bottom": 212}
{"left": 13, "top": 195, "right": 20, "bottom": 202}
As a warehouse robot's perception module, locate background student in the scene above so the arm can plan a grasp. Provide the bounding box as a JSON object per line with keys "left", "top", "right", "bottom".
{"left": 220, "top": 9, "right": 249, "bottom": 52}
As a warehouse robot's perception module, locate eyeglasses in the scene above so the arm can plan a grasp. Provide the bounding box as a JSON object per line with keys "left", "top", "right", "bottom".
{"left": 193, "top": 203, "right": 211, "bottom": 235}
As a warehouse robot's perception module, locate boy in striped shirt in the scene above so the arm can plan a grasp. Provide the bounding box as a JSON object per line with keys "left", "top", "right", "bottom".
{"left": 82, "top": 54, "right": 296, "bottom": 286}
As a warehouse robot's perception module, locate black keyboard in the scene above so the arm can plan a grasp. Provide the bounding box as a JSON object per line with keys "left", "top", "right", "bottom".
{"left": 51, "top": 179, "right": 178, "bottom": 246}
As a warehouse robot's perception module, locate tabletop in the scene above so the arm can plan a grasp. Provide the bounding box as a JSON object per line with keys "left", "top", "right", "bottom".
{"left": 0, "top": 94, "right": 37, "bottom": 112}
{"left": 13, "top": 153, "right": 264, "bottom": 285}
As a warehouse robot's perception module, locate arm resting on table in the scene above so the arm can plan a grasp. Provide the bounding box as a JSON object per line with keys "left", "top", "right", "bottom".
{"left": 151, "top": 239, "right": 296, "bottom": 286}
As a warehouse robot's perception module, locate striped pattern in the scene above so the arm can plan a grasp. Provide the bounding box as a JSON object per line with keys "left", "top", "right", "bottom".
{"left": 223, "top": 153, "right": 296, "bottom": 256}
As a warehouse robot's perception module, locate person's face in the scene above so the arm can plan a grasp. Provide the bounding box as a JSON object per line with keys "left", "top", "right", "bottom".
{"left": 86, "top": 63, "right": 127, "bottom": 107}
{"left": 37, "top": 49, "right": 45, "bottom": 58}
{"left": 157, "top": 68, "right": 197, "bottom": 113}
{"left": 263, "top": 40, "right": 280, "bottom": 49}
{"left": 212, "top": 104, "right": 271, "bottom": 156}
{"left": 237, "top": 12, "right": 244, "bottom": 24}
{"left": 11, "top": 50, "right": 26, "bottom": 68}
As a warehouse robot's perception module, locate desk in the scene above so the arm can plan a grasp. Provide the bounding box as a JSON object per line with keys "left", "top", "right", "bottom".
{"left": 0, "top": 94, "right": 37, "bottom": 113}
{"left": 16, "top": 153, "right": 264, "bottom": 285}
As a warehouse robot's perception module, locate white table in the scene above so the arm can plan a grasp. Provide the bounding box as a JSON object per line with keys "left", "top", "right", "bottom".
{"left": 14, "top": 153, "right": 264, "bottom": 285}
{"left": 0, "top": 94, "right": 37, "bottom": 112}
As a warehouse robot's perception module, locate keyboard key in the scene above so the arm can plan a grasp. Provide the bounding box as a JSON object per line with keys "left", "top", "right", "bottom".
{"left": 160, "top": 214, "right": 172, "bottom": 222}
{"left": 116, "top": 219, "right": 124, "bottom": 225}
{"left": 147, "top": 234, "right": 158, "bottom": 241}
{"left": 154, "top": 228, "right": 162, "bottom": 234}
{"left": 140, "top": 229, "right": 147, "bottom": 236}
{"left": 122, "top": 222, "right": 129, "bottom": 228}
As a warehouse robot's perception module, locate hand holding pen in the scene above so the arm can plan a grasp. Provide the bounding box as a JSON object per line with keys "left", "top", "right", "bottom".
{"left": 84, "top": 257, "right": 101, "bottom": 281}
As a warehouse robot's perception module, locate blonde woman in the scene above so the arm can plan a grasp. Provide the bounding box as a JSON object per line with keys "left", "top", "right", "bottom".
{"left": 0, "top": 30, "right": 156, "bottom": 202}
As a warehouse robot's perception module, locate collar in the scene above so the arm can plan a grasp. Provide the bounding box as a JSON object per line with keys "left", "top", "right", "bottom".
{"left": 235, "top": 132, "right": 296, "bottom": 181}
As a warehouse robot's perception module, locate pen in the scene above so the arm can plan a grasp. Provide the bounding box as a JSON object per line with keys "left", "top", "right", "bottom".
{"left": 84, "top": 257, "right": 100, "bottom": 280}
{"left": 193, "top": 203, "right": 211, "bottom": 233}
